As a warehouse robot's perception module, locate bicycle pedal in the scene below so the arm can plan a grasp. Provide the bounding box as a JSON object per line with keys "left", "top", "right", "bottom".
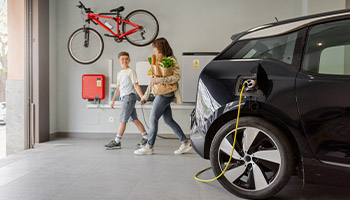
{"left": 104, "top": 34, "right": 116, "bottom": 37}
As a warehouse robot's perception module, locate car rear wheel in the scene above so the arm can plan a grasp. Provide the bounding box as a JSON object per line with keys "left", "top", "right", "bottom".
{"left": 210, "top": 117, "right": 294, "bottom": 199}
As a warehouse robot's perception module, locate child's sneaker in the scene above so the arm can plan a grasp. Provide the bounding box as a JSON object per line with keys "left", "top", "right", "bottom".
{"left": 137, "top": 138, "right": 148, "bottom": 148}
{"left": 174, "top": 143, "right": 192, "bottom": 154}
{"left": 105, "top": 140, "right": 121, "bottom": 150}
{"left": 134, "top": 147, "right": 153, "bottom": 155}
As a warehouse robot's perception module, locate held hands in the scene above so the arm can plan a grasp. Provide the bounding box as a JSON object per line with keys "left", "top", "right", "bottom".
{"left": 140, "top": 98, "right": 147, "bottom": 104}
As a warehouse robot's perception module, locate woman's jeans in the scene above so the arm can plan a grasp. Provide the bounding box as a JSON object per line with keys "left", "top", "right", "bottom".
{"left": 147, "top": 95, "right": 187, "bottom": 147}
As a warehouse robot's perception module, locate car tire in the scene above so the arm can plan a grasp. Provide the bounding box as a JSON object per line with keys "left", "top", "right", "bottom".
{"left": 210, "top": 116, "right": 294, "bottom": 199}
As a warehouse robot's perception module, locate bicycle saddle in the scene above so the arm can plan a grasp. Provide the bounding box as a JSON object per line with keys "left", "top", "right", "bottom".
{"left": 110, "top": 6, "right": 124, "bottom": 13}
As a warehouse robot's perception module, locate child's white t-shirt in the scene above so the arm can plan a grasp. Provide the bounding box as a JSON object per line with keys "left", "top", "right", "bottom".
{"left": 117, "top": 68, "right": 138, "bottom": 97}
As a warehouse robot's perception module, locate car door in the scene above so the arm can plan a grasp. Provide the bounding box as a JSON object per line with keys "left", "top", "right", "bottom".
{"left": 296, "top": 18, "right": 350, "bottom": 165}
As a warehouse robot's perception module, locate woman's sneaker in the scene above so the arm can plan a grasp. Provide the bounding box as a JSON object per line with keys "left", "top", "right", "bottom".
{"left": 174, "top": 143, "right": 192, "bottom": 154}
{"left": 105, "top": 140, "right": 121, "bottom": 150}
{"left": 137, "top": 138, "right": 148, "bottom": 148}
{"left": 134, "top": 147, "right": 154, "bottom": 155}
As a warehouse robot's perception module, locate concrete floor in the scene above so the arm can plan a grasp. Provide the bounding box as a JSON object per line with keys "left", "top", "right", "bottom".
{"left": 0, "top": 125, "right": 6, "bottom": 159}
{"left": 0, "top": 134, "right": 348, "bottom": 200}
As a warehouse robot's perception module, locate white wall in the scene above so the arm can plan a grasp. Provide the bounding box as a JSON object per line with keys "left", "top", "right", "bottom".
{"left": 305, "top": 0, "right": 346, "bottom": 15}
{"left": 50, "top": 0, "right": 57, "bottom": 134}
{"left": 50, "top": 0, "right": 320, "bottom": 135}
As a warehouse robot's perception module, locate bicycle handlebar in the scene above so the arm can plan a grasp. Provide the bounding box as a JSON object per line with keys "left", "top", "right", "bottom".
{"left": 77, "top": 1, "right": 93, "bottom": 13}
{"left": 77, "top": 1, "right": 85, "bottom": 9}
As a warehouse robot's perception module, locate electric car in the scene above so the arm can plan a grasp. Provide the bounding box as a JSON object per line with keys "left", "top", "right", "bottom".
{"left": 190, "top": 9, "right": 350, "bottom": 199}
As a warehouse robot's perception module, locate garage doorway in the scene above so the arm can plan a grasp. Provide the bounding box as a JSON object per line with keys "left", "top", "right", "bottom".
{"left": 1, "top": 0, "right": 36, "bottom": 158}
{"left": 0, "top": 0, "right": 7, "bottom": 159}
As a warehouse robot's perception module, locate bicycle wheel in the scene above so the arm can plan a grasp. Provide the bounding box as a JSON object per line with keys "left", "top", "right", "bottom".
{"left": 68, "top": 27, "right": 104, "bottom": 64}
{"left": 123, "top": 10, "right": 159, "bottom": 46}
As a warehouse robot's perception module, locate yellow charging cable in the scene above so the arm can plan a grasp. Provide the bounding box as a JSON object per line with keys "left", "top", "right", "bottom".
{"left": 194, "top": 85, "right": 245, "bottom": 182}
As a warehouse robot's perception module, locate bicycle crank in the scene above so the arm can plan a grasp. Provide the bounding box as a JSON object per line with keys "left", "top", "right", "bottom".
{"left": 138, "top": 27, "right": 146, "bottom": 40}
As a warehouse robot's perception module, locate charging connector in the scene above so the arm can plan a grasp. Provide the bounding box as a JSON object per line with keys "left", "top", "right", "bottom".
{"left": 235, "top": 75, "right": 262, "bottom": 97}
{"left": 243, "top": 79, "right": 256, "bottom": 91}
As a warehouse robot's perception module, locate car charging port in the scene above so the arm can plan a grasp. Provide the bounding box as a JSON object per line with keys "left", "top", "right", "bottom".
{"left": 235, "top": 75, "right": 263, "bottom": 97}
{"left": 235, "top": 64, "right": 269, "bottom": 98}
{"left": 243, "top": 79, "right": 257, "bottom": 92}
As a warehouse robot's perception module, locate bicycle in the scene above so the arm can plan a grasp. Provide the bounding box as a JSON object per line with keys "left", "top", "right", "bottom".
{"left": 68, "top": 1, "right": 159, "bottom": 64}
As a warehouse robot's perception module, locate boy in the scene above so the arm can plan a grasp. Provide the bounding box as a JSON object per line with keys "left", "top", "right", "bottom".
{"left": 105, "top": 51, "right": 148, "bottom": 150}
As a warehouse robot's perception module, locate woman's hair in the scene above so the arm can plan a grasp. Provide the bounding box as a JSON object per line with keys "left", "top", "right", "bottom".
{"left": 152, "top": 37, "right": 174, "bottom": 57}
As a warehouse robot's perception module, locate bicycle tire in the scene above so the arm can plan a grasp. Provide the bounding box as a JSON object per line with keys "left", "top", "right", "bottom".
{"left": 67, "top": 27, "right": 104, "bottom": 64}
{"left": 122, "top": 10, "right": 159, "bottom": 47}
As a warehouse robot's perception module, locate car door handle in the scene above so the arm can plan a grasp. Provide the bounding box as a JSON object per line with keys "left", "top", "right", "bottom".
{"left": 308, "top": 75, "right": 314, "bottom": 82}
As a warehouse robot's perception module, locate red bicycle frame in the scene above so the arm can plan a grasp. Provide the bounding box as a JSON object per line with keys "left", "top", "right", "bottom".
{"left": 87, "top": 12, "right": 142, "bottom": 39}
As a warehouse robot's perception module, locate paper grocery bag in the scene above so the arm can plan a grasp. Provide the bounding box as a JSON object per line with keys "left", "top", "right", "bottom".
{"left": 151, "top": 64, "right": 173, "bottom": 77}
{"left": 152, "top": 82, "right": 178, "bottom": 95}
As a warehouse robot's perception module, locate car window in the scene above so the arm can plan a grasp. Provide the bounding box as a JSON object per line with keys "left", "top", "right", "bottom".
{"left": 302, "top": 19, "right": 350, "bottom": 75}
{"left": 216, "top": 29, "right": 306, "bottom": 66}
{"left": 319, "top": 45, "right": 350, "bottom": 75}
{"left": 232, "top": 32, "right": 298, "bottom": 64}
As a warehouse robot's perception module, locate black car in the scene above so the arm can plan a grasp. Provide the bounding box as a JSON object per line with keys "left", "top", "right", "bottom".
{"left": 190, "top": 9, "right": 350, "bottom": 199}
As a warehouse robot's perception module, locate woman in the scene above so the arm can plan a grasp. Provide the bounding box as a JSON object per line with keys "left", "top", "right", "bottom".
{"left": 134, "top": 38, "right": 192, "bottom": 155}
